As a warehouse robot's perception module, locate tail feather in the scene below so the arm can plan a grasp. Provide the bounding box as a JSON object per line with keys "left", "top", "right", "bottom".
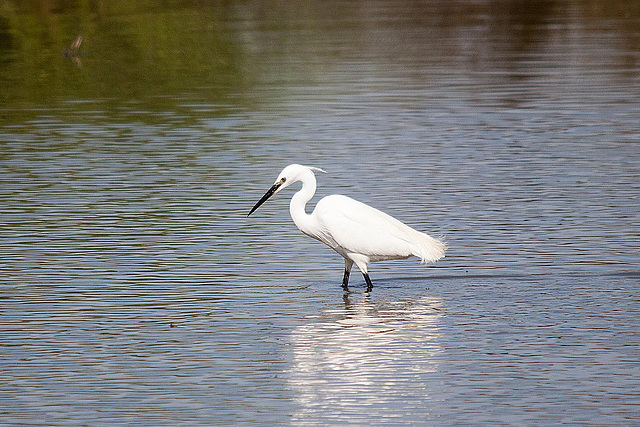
{"left": 413, "top": 232, "right": 447, "bottom": 264}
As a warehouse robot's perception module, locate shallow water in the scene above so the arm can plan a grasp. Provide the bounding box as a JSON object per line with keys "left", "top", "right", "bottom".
{"left": 1, "top": 0, "right": 639, "bottom": 425}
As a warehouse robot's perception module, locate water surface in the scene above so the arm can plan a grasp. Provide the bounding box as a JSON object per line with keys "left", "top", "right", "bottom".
{"left": 1, "top": 0, "right": 639, "bottom": 425}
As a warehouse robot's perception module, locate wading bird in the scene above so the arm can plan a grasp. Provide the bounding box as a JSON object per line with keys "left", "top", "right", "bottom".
{"left": 248, "top": 164, "right": 446, "bottom": 292}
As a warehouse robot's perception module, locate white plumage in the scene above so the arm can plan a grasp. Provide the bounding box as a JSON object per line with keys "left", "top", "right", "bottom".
{"left": 248, "top": 164, "right": 446, "bottom": 292}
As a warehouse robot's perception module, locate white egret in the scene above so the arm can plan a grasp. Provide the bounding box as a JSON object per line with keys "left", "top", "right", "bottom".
{"left": 248, "top": 164, "right": 446, "bottom": 292}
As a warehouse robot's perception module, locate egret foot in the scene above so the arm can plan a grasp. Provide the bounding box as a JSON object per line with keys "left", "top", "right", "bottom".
{"left": 363, "top": 273, "right": 373, "bottom": 293}
{"left": 342, "top": 269, "right": 350, "bottom": 292}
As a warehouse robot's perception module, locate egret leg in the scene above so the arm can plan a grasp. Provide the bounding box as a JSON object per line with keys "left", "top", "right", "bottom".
{"left": 363, "top": 273, "right": 373, "bottom": 293}
{"left": 350, "top": 257, "right": 372, "bottom": 293}
{"left": 342, "top": 259, "right": 353, "bottom": 292}
{"left": 341, "top": 269, "right": 350, "bottom": 292}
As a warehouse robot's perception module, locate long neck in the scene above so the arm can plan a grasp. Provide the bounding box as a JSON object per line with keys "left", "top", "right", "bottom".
{"left": 289, "top": 170, "right": 317, "bottom": 236}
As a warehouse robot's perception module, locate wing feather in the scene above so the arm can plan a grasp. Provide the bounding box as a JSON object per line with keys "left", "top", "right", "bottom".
{"left": 313, "top": 195, "right": 426, "bottom": 261}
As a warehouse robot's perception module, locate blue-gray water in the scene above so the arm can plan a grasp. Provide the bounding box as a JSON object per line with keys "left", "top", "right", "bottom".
{"left": 1, "top": 1, "right": 639, "bottom": 425}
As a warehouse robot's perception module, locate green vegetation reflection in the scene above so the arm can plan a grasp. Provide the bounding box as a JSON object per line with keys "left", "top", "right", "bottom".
{"left": 0, "top": 0, "right": 246, "bottom": 117}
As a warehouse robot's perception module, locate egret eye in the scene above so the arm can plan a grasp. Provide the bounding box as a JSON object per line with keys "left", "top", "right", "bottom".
{"left": 280, "top": 177, "right": 286, "bottom": 184}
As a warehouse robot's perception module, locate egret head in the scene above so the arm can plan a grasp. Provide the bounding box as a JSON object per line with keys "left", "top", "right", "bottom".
{"left": 247, "top": 164, "right": 326, "bottom": 216}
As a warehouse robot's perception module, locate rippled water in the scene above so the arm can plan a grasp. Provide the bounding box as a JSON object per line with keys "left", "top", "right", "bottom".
{"left": 1, "top": 0, "right": 639, "bottom": 425}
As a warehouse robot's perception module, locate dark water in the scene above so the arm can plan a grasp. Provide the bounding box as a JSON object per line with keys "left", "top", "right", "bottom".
{"left": 1, "top": 0, "right": 639, "bottom": 425}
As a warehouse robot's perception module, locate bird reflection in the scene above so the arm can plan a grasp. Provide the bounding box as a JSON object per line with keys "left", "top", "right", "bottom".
{"left": 287, "top": 293, "right": 444, "bottom": 422}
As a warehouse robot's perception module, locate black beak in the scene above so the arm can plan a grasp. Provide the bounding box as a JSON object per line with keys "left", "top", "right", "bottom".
{"left": 248, "top": 182, "right": 282, "bottom": 216}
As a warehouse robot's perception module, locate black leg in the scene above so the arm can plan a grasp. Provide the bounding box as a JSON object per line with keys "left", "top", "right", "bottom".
{"left": 363, "top": 273, "right": 373, "bottom": 293}
{"left": 342, "top": 269, "right": 350, "bottom": 292}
